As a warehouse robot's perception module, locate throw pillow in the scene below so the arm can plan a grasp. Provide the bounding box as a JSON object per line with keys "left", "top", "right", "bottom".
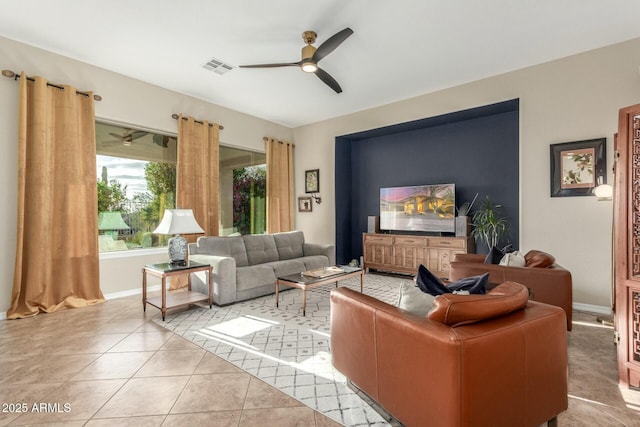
{"left": 416, "top": 264, "right": 488, "bottom": 296}
{"left": 499, "top": 250, "right": 526, "bottom": 267}
{"left": 397, "top": 282, "right": 436, "bottom": 316}
{"left": 524, "top": 250, "right": 556, "bottom": 268}
{"left": 501, "top": 244, "right": 515, "bottom": 254}
{"left": 484, "top": 246, "right": 505, "bottom": 264}
{"left": 447, "top": 273, "right": 489, "bottom": 294}
{"left": 415, "top": 264, "right": 450, "bottom": 295}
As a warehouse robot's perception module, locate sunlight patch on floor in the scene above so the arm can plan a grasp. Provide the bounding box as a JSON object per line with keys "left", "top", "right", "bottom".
{"left": 206, "top": 315, "right": 277, "bottom": 338}
{"left": 571, "top": 320, "right": 613, "bottom": 330}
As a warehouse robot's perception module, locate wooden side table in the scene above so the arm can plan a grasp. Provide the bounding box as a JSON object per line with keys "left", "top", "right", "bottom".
{"left": 142, "top": 261, "right": 213, "bottom": 320}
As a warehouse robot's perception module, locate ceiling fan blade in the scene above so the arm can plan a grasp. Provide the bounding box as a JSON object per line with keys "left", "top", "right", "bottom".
{"left": 312, "top": 27, "right": 353, "bottom": 63}
{"left": 240, "top": 61, "right": 301, "bottom": 68}
{"left": 315, "top": 68, "right": 342, "bottom": 94}
{"left": 129, "top": 131, "right": 147, "bottom": 141}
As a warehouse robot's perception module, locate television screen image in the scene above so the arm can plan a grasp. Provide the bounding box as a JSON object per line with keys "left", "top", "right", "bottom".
{"left": 380, "top": 184, "right": 455, "bottom": 233}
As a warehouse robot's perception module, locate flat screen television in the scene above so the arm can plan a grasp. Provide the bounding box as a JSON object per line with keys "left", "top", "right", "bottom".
{"left": 380, "top": 183, "right": 456, "bottom": 233}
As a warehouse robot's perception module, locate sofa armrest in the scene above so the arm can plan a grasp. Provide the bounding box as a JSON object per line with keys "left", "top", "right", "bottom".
{"left": 303, "top": 242, "right": 336, "bottom": 265}
{"left": 188, "top": 254, "right": 237, "bottom": 306}
{"left": 452, "top": 253, "right": 486, "bottom": 263}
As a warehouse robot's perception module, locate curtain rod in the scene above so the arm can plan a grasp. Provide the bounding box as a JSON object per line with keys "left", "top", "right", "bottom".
{"left": 2, "top": 69, "right": 102, "bottom": 101}
{"left": 263, "top": 137, "right": 295, "bottom": 146}
{"left": 171, "top": 113, "right": 224, "bottom": 130}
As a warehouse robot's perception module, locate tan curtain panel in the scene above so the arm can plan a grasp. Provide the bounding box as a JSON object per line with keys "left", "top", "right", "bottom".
{"left": 265, "top": 137, "right": 294, "bottom": 233}
{"left": 8, "top": 74, "right": 104, "bottom": 319}
{"left": 176, "top": 114, "right": 220, "bottom": 237}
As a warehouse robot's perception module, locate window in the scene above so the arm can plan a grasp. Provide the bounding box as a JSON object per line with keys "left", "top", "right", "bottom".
{"left": 219, "top": 146, "right": 266, "bottom": 236}
{"left": 96, "top": 122, "right": 267, "bottom": 252}
{"left": 96, "top": 122, "right": 176, "bottom": 252}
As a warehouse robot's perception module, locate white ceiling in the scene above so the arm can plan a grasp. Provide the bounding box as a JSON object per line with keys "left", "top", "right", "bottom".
{"left": 2, "top": 0, "right": 640, "bottom": 128}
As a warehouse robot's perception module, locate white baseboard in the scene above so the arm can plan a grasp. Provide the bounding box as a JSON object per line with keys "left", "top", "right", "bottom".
{"left": 0, "top": 312, "right": 5, "bottom": 321}
{"left": 573, "top": 302, "right": 611, "bottom": 316}
{"left": 103, "top": 285, "right": 161, "bottom": 300}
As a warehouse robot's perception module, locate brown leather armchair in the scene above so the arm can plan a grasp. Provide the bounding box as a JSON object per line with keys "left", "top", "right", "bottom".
{"left": 330, "top": 282, "right": 568, "bottom": 427}
{"left": 449, "top": 253, "right": 573, "bottom": 330}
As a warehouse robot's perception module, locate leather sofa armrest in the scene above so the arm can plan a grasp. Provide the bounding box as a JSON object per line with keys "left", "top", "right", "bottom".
{"left": 304, "top": 242, "right": 336, "bottom": 265}
{"left": 452, "top": 253, "right": 486, "bottom": 263}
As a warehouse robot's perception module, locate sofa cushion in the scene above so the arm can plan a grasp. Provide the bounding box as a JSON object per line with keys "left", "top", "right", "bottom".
{"left": 427, "top": 281, "right": 529, "bottom": 327}
{"left": 300, "top": 255, "right": 331, "bottom": 271}
{"left": 525, "top": 250, "right": 556, "bottom": 268}
{"left": 236, "top": 265, "right": 277, "bottom": 291}
{"left": 397, "top": 282, "right": 436, "bottom": 316}
{"left": 243, "top": 234, "right": 279, "bottom": 265}
{"left": 273, "top": 230, "right": 305, "bottom": 260}
{"left": 195, "top": 236, "right": 249, "bottom": 267}
{"left": 263, "top": 259, "right": 307, "bottom": 278}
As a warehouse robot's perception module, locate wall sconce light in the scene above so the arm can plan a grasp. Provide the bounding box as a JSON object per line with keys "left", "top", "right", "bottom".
{"left": 594, "top": 184, "right": 613, "bottom": 201}
{"left": 310, "top": 193, "right": 322, "bottom": 204}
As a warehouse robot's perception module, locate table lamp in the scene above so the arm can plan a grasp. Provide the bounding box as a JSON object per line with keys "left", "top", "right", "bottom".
{"left": 153, "top": 209, "right": 205, "bottom": 264}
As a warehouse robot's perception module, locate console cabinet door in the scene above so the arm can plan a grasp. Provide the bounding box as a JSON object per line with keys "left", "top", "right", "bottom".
{"left": 363, "top": 234, "right": 393, "bottom": 268}
{"left": 394, "top": 236, "right": 426, "bottom": 270}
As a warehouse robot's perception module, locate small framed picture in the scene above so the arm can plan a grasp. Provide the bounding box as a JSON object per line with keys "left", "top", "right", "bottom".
{"left": 298, "top": 197, "right": 312, "bottom": 212}
{"left": 305, "top": 169, "right": 319, "bottom": 193}
{"left": 550, "top": 138, "right": 606, "bottom": 197}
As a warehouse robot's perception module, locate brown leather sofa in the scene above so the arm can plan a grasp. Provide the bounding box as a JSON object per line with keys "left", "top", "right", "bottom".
{"left": 449, "top": 253, "right": 573, "bottom": 330}
{"left": 330, "top": 282, "right": 568, "bottom": 427}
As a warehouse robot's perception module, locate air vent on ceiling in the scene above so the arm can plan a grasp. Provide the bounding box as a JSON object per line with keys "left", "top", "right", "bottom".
{"left": 202, "top": 57, "right": 234, "bottom": 75}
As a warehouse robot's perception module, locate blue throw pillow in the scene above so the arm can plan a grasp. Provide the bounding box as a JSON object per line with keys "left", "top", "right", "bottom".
{"left": 416, "top": 264, "right": 488, "bottom": 296}
{"left": 447, "top": 273, "right": 489, "bottom": 294}
{"left": 484, "top": 246, "right": 504, "bottom": 264}
{"left": 484, "top": 244, "right": 516, "bottom": 264}
{"left": 416, "top": 264, "right": 450, "bottom": 295}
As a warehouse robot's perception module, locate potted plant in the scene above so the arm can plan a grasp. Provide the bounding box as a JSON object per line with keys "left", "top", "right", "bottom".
{"left": 471, "top": 195, "right": 510, "bottom": 251}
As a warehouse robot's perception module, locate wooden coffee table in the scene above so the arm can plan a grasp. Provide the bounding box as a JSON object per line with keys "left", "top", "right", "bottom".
{"left": 275, "top": 266, "right": 363, "bottom": 316}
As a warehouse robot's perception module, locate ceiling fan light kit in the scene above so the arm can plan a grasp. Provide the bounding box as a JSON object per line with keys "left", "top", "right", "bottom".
{"left": 240, "top": 27, "right": 353, "bottom": 93}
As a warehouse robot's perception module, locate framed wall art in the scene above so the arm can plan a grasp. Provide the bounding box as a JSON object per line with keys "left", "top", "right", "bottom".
{"left": 298, "top": 197, "right": 312, "bottom": 212}
{"left": 305, "top": 169, "right": 319, "bottom": 193}
{"left": 550, "top": 138, "right": 606, "bottom": 197}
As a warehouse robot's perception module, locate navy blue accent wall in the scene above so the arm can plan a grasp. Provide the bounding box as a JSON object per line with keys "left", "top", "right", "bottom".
{"left": 335, "top": 99, "right": 519, "bottom": 264}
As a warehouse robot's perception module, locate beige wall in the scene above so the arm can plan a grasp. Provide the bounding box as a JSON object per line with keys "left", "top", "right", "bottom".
{"left": 1, "top": 34, "right": 639, "bottom": 315}
{"left": 293, "top": 37, "right": 640, "bottom": 310}
{"left": 0, "top": 36, "right": 293, "bottom": 314}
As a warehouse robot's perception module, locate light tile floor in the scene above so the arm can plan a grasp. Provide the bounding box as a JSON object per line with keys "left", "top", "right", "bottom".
{"left": 1, "top": 281, "right": 640, "bottom": 426}
{"left": 0, "top": 294, "right": 341, "bottom": 426}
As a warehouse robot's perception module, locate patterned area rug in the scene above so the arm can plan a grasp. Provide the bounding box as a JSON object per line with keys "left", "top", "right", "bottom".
{"left": 156, "top": 272, "right": 409, "bottom": 426}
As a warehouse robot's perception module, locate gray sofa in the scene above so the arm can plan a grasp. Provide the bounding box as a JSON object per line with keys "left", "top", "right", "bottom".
{"left": 188, "top": 230, "right": 335, "bottom": 305}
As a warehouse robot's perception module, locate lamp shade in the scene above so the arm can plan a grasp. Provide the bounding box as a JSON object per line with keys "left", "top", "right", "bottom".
{"left": 98, "top": 212, "right": 130, "bottom": 230}
{"left": 153, "top": 209, "right": 205, "bottom": 235}
{"left": 594, "top": 184, "right": 613, "bottom": 200}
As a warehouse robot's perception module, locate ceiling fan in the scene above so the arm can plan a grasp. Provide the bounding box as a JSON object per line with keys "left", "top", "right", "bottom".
{"left": 239, "top": 27, "right": 353, "bottom": 93}
{"left": 152, "top": 134, "right": 175, "bottom": 148}
{"left": 103, "top": 129, "right": 148, "bottom": 146}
